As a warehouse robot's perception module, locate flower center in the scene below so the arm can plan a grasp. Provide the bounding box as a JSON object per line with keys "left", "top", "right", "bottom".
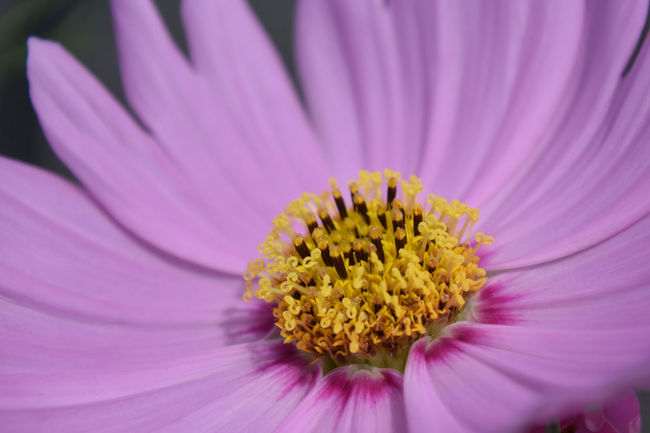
{"left": 244, "top": 170, "right": 493, "bottom": 368}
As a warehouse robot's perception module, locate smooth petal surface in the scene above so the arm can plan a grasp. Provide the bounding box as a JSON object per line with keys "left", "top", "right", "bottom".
{"left": 274, "top": 366, "right": 407, "bottom": 433}
{"left": 0, "top": 156, "right": 270, "bottom": 335}
{"left": 478, "top": 0, "right": 650, "bottom": 269}
{"left": 1, "top": 340, "right": 319, "bottom": 433}
{"left": 27, "top": 36, "right": 260, "bottom": 273}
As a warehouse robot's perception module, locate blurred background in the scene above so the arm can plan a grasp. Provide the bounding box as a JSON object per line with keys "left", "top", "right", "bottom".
{"left": 1, "top": 0, "right": 649, "bottom": 430}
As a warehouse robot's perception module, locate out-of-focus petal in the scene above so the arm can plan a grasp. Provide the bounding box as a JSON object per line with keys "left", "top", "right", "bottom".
{"left": 0, "top": 156, "right": 271, "bottom": 338}
{"left": 179, "top": 0, "right": 330, "bottom": 192}
{"left": 599, "top": 391, "right": 641, "bottom": 433}
{"left": 274, "top": 366, "right": 407, "bottom": 433}
{"left": 524, "top": 391, "right": 640, "bottom": 433}
{"left": 26, "top": 37, "right": 257, "bottom": 273}
{"left": 479, "top": 0, "right": 650, "bottom": 270}
{"left": 1, "top": 340, "right": 319, "bottom": 433}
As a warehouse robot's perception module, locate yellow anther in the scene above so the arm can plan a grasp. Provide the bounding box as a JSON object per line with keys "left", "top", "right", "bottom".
{"left": 243, "top": 170, "right": 492, "bottom": 364}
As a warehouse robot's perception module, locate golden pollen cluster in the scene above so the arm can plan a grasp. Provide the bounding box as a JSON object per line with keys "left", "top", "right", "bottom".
{"left": 244, "top": 170, "right": 493, "bottom": 365}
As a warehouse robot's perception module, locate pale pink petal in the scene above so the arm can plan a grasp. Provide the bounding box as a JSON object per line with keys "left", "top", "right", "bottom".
{"left": 1, "top": 340, "right": 318, "bottom": 433}
{"left": 404, "top": 337, "right": 540, "bottom": 433}
{"left": 405, "top": 324, "right": 650, "bottom": 433}
{"left": 413, "top": 1, "right": 584, "bottom": 203}
{"left": 296, "top": 0, "right": 414, "bottom": 180}
{"left": 447, "top": 323, "right": 650, "bottom": 423}
{"left": 179, "top": 0, "right": 330, "bottom": 193}
{"left": 472, "top": 214, "right": 650, "bottom": 330}
{"left": 454, "top": 216, "right": 650, "bottom": 425}
{"left": 27, "top": 37, "right": 257, "bottom": 273}
{"left": 478, "top": 1, "right": 650, "bottom": 270}
{"left": 0, "top": 156, "right": 270, "bottom": 337}
{"left": 111, "top": 0, "right": 323, "bottom": 221}
{"left": 459, "top": 1, "right": 646, "bottom": 205}
{"left": 274, "top": 366, "right": 407, "bottom": 433}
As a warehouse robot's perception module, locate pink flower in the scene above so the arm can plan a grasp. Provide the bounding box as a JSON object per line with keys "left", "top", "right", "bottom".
{"left": 2, "top": 0, "right": 650, "bottom": 432}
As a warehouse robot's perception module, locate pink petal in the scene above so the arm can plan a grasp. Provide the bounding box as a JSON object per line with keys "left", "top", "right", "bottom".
{"left": 404, "top": 337, "right": 540, "bottom": 433}
{"left": 449, "top": 323, "right": 650, "bottom": 423}
{"left": 478, "top": 0, "right": 650, "bottom": 270}
{"left": 405, "top": 324, "right": 650, "bottom": 433}
{"left": 111, "top": 0, "right": 325, "bottom": 221}
{"left": 27, "top": 36, "right": 257, "bottom": 273}
{"left": 296, "top": 0, "right": 414, "bottom": 180}
{"left": 413, "top": 1, "right": 584, "bottom": 202}
{"left": 0, "top": 156, "right": 270, "bottom": 336}
{"left": 274, "top": 366, "right": 407, "bottom": 432}
{"left": 473, "top": 214, "right": 650, "bottom": 330}
{"left": 459, "top": 215, "right": 650, "bottom": 425}
{"left": 1, "top": 340, "right": 318, "bottom": 433}
{"left": 296, "top": 1, "right": 586, "bottom": 192}
{"left": 179, "top": 0, "right": 330, "bottom": 193}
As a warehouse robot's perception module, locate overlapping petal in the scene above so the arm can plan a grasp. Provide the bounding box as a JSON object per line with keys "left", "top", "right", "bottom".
{"left": 111, "top": 0, "right": 329, "bottom": 221}
{"left": 0, "top": 156, "right": 272, "bottom": 339}
{"left": 0, "top": 158, "right": 309, "bottom": 432}
{"left": 296, "top": 0, "right": 650, "bottom": 272}
{"left": 10, "top": 0, "right": 650, "bottom": 432}
{"left": 179, "top": 0, "right": 330, "bottom": 193}
{"left": 110, "top": 0, "right": 284, "bottom": 220}
{"left": 409, "top": 1, "right": 584, "bottom": 202}
{"left": 402, "top": 215, "right": 650, "bottom": 431}
{"left": 26, "top": 37, "right": 257, "bottom": 273}
{"left": 481, "top": 1, "right": 650, "bottom": 269}
{"left": 296, "top": 0, "right": 411, "bottom": 179}
{"left": 405, "top": 325, "right": 650, "bottom": 433}
{"left": 275, "top": 366, "right": 407, "bottom": 433}
{"left": 1, "top": 339, "right": 318, "bottom": 433}
{"left": 404, "top": 337, "right": 539, "bottom": 433}
{"left": 473, "top": 213, "right": 650, "bottom": 331}
{"left": 296, "top": 0, "right": 587, "bottom": 197}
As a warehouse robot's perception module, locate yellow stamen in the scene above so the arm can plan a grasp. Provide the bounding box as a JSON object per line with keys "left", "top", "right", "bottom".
{"left": 244, "top": 170, "right": 493, "bottom": 365}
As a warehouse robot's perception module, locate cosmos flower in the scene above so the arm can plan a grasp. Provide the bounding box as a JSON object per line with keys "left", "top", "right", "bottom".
{"left": 2, "top": 0, "right": 650, "bottom": 432}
